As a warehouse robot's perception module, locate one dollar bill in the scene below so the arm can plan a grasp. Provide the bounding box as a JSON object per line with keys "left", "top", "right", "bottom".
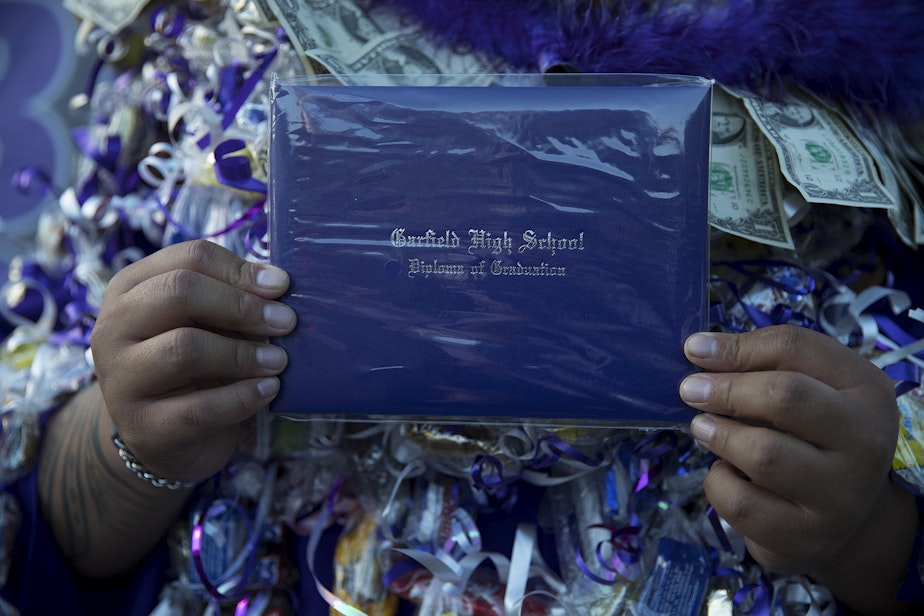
{"left": 737, "top": 91, "right": 896, "bottom": 210}
{"left": 64, "top": 0, "right": 149, "bottom": 34}
{"left": 264, "top": 0, "right": 504, "bottom": 80}
{"left": 708, "top": 87, "right": 793, "bottom": 249}
{"left": 842, "top": 110, "right": 917, "bottom": 247}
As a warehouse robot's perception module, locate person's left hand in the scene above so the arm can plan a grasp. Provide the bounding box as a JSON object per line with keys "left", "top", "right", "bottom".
{"left": 679, "top": 325, "right": 900, "bottom": 575}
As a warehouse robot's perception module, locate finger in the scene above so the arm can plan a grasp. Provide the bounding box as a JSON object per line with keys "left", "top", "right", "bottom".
{"left": 114, "top": 328, "right": 288, "bottom": 398}
{"left": 105, "top": 269, "right": 296, "bottom": 341}
{"left": 692, "top": 413, "right": 828, "bottom": 504}
{"left": 125, "top": 376, "right": 280, "bottom": 445}
{"left": 680, "top": 369, "right": 847, "bottom": 447}
{"left": 684, "top": 325, "right": 884, "bottom": 392}
{"left": 703, "top": 459, "right": 825, "bottom": 573}
{"left": 118, "top": 377, "right": 279, "bottom": 481}
{"left": 107, "top": 239, "right": 289, "bottom": 300}
{"left": 158, "top": 376, "right": 280, "bottom": 435}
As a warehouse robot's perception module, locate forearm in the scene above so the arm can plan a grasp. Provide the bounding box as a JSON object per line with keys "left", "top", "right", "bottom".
{"left": 37, "top": 381, "right": 192, "bottom": 578}
{"left": 811, "top": 478, "right": 919, "bottom": 615}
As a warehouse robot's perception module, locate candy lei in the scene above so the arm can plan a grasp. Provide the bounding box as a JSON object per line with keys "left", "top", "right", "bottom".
{"left": 1, "top": 2, "right": 923, "bottom": 616}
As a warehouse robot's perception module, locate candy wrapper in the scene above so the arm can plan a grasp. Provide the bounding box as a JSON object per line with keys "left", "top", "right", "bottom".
{"left": 333, "top": 510, "right": 398, "bottom": 616}
{"left": 628, "top": 537, "right": 711, "bottom": 616}
{"left": 545, "top": 470, "right": 634, "bottom": 615}
{"left": 894, "top": 388, "right": 924, "bottom": 492}
{"left": 160, "top": 460, "right": 299, "bottom": 616}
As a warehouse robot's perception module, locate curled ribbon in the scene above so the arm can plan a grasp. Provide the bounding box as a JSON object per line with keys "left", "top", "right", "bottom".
{"left": 734, "top": 579, "right": 773, "bottom": 615}
{"left": 631, "top": 431, "right": 677, "bottom": 493}
{"left": 820, "top": 285, "right": 911, "bottom": 355}
{"left": 138, "top": 141, "right": 184, "bottom": 205}
{"left": 470, "top": 454, "right": 519, "bottom": 510}
{"left": 574, "top": 523, "right": 642, "bottom": 584}
{"left": 0, "top": 278, "right": 57, "bottom": 335}
{"left": 305, "top": 477, "right": 369, "bottom": 616}
{"left": 520, "top": 434, "right": 604, "bottom": 487}
{"left": 190, "top": 462, "right": 277, "bottom": 605}
{"left": 213, "top": 139, "right": 267, "bottom": 194}
{"left": 772, "top": 575, "right": 837, "bottom": 616}
{"left": 11, "top": 166, "right": 56, "bottom": 198}
{"left": 150, "top": 5, "right": 185, "bottom": 39}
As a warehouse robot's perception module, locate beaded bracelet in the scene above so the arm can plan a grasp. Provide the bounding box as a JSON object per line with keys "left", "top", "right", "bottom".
{"left": 111, "top": 426, "right": 196, "bottom": 490}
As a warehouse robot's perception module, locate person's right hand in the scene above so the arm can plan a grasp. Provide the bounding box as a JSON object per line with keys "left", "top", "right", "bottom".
{"left": 90, "top": 239, "right": 296, "bottom": 484}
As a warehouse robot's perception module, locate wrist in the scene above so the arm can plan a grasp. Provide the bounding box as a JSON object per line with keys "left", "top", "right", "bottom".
{"left": 110, "top": 425, "right": 197, "bottom": 490}
{"left": 812, "top": 477, "right": 917, "bottom": 615}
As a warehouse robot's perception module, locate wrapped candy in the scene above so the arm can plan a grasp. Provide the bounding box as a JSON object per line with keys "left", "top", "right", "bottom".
{"left": 894, "top": 388, "right": 924, "bottom": 492}
{"left": 627, "top": 536, "right": 712, "bottom": 616}
{"left": 545, "top": 470, "right": 634, "bottom": 615}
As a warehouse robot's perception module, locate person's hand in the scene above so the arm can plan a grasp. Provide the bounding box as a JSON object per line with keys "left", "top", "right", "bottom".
{"left": 679, "top": 325, "right": 899, "bottom": 575}
{"left": 90, "top": 239, "right": 296, "bottom": 484}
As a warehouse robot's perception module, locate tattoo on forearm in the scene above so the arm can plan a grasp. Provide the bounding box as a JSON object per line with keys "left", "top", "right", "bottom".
{"left": 38, "top": 387, "right": 166, "bottom": 564}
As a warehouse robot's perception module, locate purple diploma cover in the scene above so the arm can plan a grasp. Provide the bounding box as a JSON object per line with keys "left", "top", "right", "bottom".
{"left": 268, "top": 73, "right": 712, "bottom": 427}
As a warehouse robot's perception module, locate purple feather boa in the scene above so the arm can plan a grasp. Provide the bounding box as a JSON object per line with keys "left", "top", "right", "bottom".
{"left": 375, "top": 0, "right": 924, "bottom": 122}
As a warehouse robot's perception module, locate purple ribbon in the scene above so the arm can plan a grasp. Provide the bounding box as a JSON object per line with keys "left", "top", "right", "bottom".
{"left": 711, "top": 567, "right": 772, "bottom": 615}
{"left": 574, "top": 523, "right": 642, "bottom": 584}
{"left": 631, "top": 431, "right": 677, "bottom": 493}
{"left": 190, "top": 499, "right": 261, "bottom": 603}
{"left": 885, "top": 360, "right": 922, "bottom": 397}
{"left": 529, "top": 434, "right": 604, "bottom": 471}
{"left": 875, "top": 314, "right": 924, "bottom": 361}
{"left": 708, "top": 258, "right": 842, "bottom": 333}
{"left": 709, "top": 275, "right": 820, "bottom": 332}
{"left": 150, "top": 5, "right": 186, "bottom": 38}
{"left": 11, "top": 166, "right": 56, "bottom": 197}
{"left": 0, "top": 258, "right": 92, "bottom": 340}
{"left": 469, "top": 454, "right": 519, "bottom": 511}
{"left": 72, "top": 126, "right": 120, "bottom": 170}
{"left": 214, "top": 139, "right": 268, "bottom": 194}
{"left": 470, "top": 455, "right": 509, "bottom": 490}
{"left": 244, "top": 216, "right": 270, "bottom": 259}
{"left": 734, "top": 578, "right": 773, "bottom": 615}
{"left": 71, "top": 126, "right": 140, "bottom": 199}
{"left": 195, "top": 47, "right": 278, "bottom": 150}
{"left": 713, "top": 259, "right": 817, "bottom": 297}
{"left": 154, "top": 193, "right": 265, "bottom": 243}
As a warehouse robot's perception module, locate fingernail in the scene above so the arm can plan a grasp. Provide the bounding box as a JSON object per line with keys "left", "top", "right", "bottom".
{"left": 680, "top": 374, "right": 712, "bottom": 403}
{"left": 256, "top": 265, "right": 288, "bottom": 289}
{"left": 256, "top": 346, "right": 287, "bottom": 370}
{"left": 686, "top": 333, "right": 718, "bottom": 359}
{"left": 691, "top": 413, "right": 716, "bottom": 443}
{"left": 257, "top": 376, "right": 280, "bottom": 398}
{"left": 263, "top": 302, "right": 295, "bottom": 328}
